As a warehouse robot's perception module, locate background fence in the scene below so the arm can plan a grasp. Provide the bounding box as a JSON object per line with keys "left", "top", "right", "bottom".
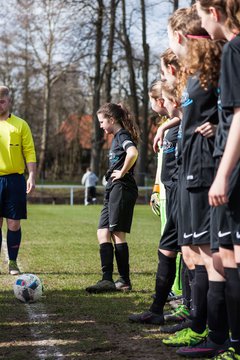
{"left": 28, "top": 185, "right": 155, "bottom": 205}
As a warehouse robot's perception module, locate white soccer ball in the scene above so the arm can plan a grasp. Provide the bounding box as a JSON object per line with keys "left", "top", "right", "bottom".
{"left": 13, "top": 274, "right": 43, "bottom": 303}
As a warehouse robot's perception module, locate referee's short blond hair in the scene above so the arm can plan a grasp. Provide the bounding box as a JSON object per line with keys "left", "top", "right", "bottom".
{"left": 0, "top": 86, "right": 10, "bottom": 99}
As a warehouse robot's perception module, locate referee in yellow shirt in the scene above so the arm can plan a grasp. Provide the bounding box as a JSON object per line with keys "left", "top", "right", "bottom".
{"left": 0, "top": 86, "right": 36, "bottom": 275}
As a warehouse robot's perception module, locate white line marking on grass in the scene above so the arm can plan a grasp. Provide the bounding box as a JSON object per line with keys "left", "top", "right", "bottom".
{"left": 2, "top": 237, "right": 65, "bottom": 359}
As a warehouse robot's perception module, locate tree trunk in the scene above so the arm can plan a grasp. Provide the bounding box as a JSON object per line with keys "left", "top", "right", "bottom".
{"left": 37, "top": 69, "right": 51, "bottom": 179}
{"left": 90, "top": 0, "right": 105, "bottom": 176}
{"left": 136, "top": 0, "right": 149, "bottom": 186}
{"left": 121, "top": 0, "right": 139, "bottom": 124}
{"left": 104, "top": 0, "right": 117, "bottom": 102}
{"left": 172, "top": 0, "right": 179, "bottom": 11}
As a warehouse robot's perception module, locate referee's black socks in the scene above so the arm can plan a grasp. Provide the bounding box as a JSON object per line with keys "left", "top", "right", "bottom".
{"left": 150, "top": 251, "right": 176, "bottom": 314}
{"left": 114, "top": 243, "right": 130, "bottom": 284}
{"left": 100, "top": 242, "right": 114, "bottom": 282}
{"left": 7, "top": 228, "right": 21, "bottom": 261}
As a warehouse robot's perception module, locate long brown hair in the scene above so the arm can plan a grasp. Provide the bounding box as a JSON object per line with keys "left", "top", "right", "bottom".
{"left": 180, "top": 39, "right": 224, "bottom": 91}
{"left": 97, "top": 103, "right": 140, "bottom": 144}
{"left": 226, "top": 0, "right": 240, "bottom": 32}
{"left": 197, "top": 0, "right": 240, "bottom": 32}
{"left": 169, "top": 4, "right": 223, "bottom": 94}
{"left": 197, "top": 0, "right": 227, "bottom": 16}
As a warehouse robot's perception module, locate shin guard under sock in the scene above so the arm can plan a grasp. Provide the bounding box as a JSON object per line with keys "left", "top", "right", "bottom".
{"left": 208, "top": 281, "right": 229, "bottom": 344}
{"left": 224, "top": 268, "right": 240, "bottom": 347}
{"left": 100, "top": 242, "right": 114, "bottom": 282}
{"left": 114, "top": 243, "right": 130, "bottom": 283}
{"left": 191, "top": 265, "right": 208, "bottom": 334}
{"left": 182, "top": 262, "right": 194, "bottom": 309}
{"left": 150, "top": 251, "right": 176, "bottom": 314}
{"left": 237, "top": 263, "right": 240, "bottom": 281}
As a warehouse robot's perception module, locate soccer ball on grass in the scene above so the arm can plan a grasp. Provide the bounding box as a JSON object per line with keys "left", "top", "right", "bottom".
{"left": 13, "top": 274, "right": 43, "bottom": 303}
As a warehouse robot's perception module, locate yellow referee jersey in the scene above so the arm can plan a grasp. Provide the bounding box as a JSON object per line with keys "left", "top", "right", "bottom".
{"left": 0, "top": 114, "right": 36, "bottom": 176}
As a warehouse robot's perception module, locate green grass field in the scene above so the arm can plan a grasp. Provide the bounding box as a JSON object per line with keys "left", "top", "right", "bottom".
{"left": 0, "top": 205, "right": 189, "bottom": 360}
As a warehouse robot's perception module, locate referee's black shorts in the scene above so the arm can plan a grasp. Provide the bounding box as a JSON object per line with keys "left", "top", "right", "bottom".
{"left": 0, "top": 173, "right": 27, "bottom": 220}
{"left": 98, "top": 180, "right": 138, "bottom": 233}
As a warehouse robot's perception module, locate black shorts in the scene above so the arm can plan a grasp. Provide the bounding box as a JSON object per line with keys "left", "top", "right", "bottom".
{"left": 159, "top": 182, "right": 180, "bottom": 252}
{"left": 87, "top": 186, "right": 96, "bottom": 199}
{"left": 98, "top": 180, "right": 138, "bottom": 233}
{"left": 178, "top": 169, "right": 192, "bottom": 246}
{"left": 210, "top": 207, "right": 220, "bottom": 252}
{"left": 212, "top": 159, "right": 240, "bottom": 247}
{"left": 178, "top": 170, "right": 210, "bottom": 246}
{"left": 0, "top": 173, "right": 27, "bottom": 220}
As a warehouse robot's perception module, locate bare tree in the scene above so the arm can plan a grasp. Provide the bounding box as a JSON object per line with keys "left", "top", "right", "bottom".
{"left": 90, "top": 0, "right": 105, "bottom": 175}
{"left": 17, "top": 0, "right": 83, "bottom": 178}
{"left": 136, "top": 0, "right": 150, "bottom": 185}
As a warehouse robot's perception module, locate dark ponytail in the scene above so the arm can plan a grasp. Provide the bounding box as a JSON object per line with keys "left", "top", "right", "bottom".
{"left": 97, "top": 103, "right": 140, "bottom": 144}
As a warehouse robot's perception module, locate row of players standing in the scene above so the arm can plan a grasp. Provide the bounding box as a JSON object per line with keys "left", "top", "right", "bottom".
{"left": 130, "top": 1, "right": 240, "bottom": 359}
{"left": 84, "top": 2, "right": 240, "bottom": 359}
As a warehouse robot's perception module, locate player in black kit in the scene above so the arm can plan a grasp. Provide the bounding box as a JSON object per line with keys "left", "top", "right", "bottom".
{"left": 162, "top": 6, "right": 228, "bottom": 357}
{"left": 129, "top": 78, "right": 183, "bottom": 326}
{"left": 86, "top": 103, "right": 139, "bottom": 294}
{"left": 197, "top": 1, "right": 240, "bottom": 359}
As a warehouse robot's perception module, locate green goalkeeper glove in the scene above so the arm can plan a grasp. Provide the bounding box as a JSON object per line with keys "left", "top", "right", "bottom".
{"left": 150, "top": 184, "right": 161, "bottom": 217}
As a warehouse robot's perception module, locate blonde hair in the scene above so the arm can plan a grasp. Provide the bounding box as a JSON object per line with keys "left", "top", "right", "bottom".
{"left": 161, "top": 81, "right": 180, "bottom": 106}
{"left": 160, "top": 48, "right": 180, "bottom": 71}
{"left": 169, "top": 5, "right": 223, "bottom": 94}
{"left": 149, "top": 80, "right": 163, "bottom": 100}
{"left": 168, "top": 5, "right": 208, "bottom": 37}
{"left": 0, "top": 86, "right": 10, "bottom": 98}
{"left": 97, "top": 103, "right": 140, "bottom": 144}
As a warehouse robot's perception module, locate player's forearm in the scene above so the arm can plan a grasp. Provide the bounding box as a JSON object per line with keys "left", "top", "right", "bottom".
{"left": 216, "top": 109, "right": 240, "bottom": 179}
{"left": 120, "top": 147, "right": 138, "bottom": 177}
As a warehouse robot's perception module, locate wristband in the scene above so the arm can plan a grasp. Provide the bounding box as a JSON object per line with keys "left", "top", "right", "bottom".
{"left": 153, "top": 184, "right": 160, "bottom": 193}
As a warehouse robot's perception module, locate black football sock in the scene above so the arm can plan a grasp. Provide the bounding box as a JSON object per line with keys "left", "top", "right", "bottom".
{"left": 100, "top": 242, "right": 114, "bottom": 282}
{"left": 182, "top": 261, "right": 194, "bottom": 309}
{"left": 7, "top": 228, "right": 21, "bottom": 261}
{"left": 150, "top": 251, "right": 176, "bottom": 315}
{"left": 224, "top": 267, "right": 240, "bottom": 351}
{"left": 0, "top": 228, "right": 2, "bottom": 252}
{"left": 237, "top": 263, "right": 240, "bottom": 280}
{"left": 207, "top": 281, "right": 229, "bottom": 345}
{"left": 190, "top": 265, "right": 208, "bottom": 334}
{"left": 114, "top": 243, "right": 130, "bottom": 284}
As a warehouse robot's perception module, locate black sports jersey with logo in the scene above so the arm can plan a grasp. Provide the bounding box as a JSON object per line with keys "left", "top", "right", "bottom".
{"left": 181, "top": 76, "right": 218, "bottom": 188}
{"left": 105, "top": 128, "right": 136, "bottom": 184}
{"left": 214, "top": 35, "right": 240, "bottom": 158}
{"left": 161, "top": 125, "right": 179, "bottom": 186}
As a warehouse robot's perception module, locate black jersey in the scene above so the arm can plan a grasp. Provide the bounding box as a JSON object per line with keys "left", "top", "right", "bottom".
{"left": 181, "top": 76, "right": 219, "bottom": 189}
{"left": 105, "top": 128, "right": 136, "bottom": 183}
{"left": 161, "top": 124, "right": 179, "bottom": 186}
{"left": 176, "top": 121, "right": 183, "bottom": 166}
{"left": 214, "top": 35, "right": 240, "bottom": 158}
